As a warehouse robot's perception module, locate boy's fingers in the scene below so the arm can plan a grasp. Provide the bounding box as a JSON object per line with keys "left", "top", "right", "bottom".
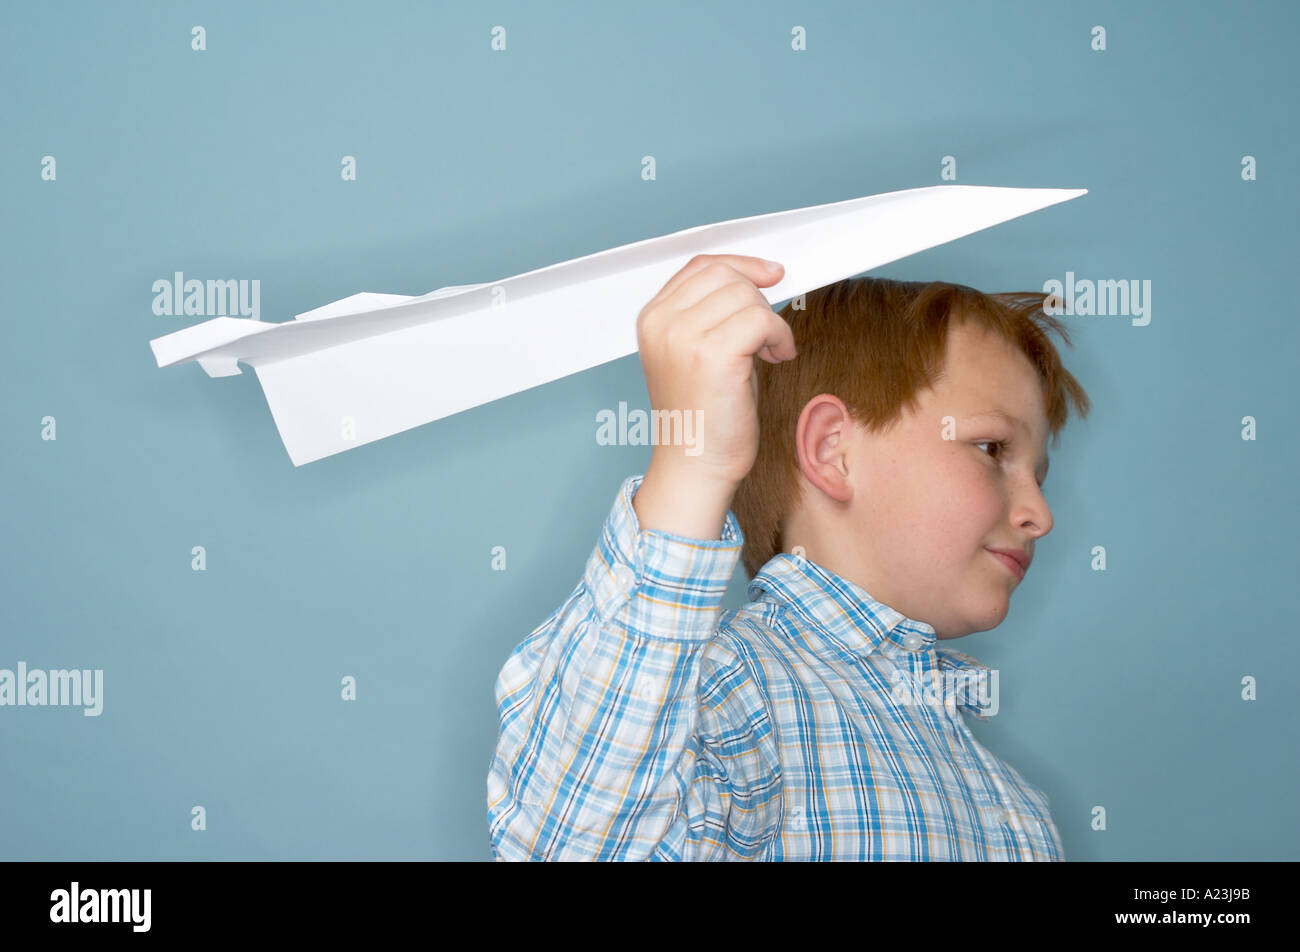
{"left": 641, "top": 253, "right": 783, "bottom": 314}
{"left": 671, "top": 278, "right": 768, "bottom": 335}
{"left": 703, "top": 303, "right": 798, "bottom": 364}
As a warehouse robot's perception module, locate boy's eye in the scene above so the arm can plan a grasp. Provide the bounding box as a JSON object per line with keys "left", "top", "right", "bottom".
{"left": 977, "top": 440, "right": 1047, "bottom": 490}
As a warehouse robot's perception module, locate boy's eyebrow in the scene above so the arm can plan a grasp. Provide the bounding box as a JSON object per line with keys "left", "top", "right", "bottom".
{"left": 969, "top": 408, "right": 1050, "bottom": 483}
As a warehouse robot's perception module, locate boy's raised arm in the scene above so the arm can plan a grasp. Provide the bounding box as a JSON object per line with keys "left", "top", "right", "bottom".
{"left": 487, "top": 472, "right": 760, "bottom": 859}
{"left": 486, "top": 255, "right": 797, "bottom": 860}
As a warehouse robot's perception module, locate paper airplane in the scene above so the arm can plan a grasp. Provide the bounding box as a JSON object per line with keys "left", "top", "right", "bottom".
{"left": 150, "top": 184, "right": 1086, "bottom": 466}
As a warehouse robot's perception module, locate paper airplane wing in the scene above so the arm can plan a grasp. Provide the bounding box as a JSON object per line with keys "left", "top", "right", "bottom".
{"left": 149, "top": 184, "right": 1086, "bottom": 466}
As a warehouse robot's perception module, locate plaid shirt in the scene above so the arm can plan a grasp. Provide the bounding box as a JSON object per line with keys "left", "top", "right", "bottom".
{"left": 488, "top": 473, "right": 1064, "bottom": 861}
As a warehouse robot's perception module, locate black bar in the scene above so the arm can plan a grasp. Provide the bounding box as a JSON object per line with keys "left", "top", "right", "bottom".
{"left": 0, "top": 860, "right": 1286, "bottom": 938}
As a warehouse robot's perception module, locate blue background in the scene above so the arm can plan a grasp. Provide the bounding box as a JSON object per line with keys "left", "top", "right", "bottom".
{"left": 2, "top": 0, "right": 1296, "bottom": 860}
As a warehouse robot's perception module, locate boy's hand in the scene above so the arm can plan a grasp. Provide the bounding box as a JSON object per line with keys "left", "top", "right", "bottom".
{"left": 631, "top": 254, "right": 797, "bottom": 538}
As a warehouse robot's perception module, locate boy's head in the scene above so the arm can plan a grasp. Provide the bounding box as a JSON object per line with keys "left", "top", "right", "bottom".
{"left": 732, "top": 277, "right": 1091, "bottom": 639}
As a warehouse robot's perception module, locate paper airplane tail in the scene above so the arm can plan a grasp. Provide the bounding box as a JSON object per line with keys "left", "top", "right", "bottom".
{"left": 150, "top": 318, "right": 272, "bottom": 376}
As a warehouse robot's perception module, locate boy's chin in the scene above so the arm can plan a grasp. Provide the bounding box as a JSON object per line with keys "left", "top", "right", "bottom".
{"left": 934, "top": 601, "right": 1010, "bottom": 639}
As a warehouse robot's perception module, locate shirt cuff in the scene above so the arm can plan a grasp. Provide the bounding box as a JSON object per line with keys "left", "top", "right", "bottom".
{"left": 582, "top": 473, "right": 744, "bottom": 640}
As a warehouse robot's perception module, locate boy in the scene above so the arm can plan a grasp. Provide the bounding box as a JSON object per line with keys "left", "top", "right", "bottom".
{"left": 487, "top": 253, "right": 1091, "bottom": 860}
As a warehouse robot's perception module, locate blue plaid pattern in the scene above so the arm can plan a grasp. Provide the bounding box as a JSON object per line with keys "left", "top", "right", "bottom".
{"left": 488, "top": 473, "right": 1064, "bottom": 861}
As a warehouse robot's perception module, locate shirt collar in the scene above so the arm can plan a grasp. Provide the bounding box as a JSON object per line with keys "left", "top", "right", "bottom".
{"left": 747, "top": 553, "right": 937, "bottom": 655}
{"left": 747, "top": 553, "right": 994, "bottom": 719}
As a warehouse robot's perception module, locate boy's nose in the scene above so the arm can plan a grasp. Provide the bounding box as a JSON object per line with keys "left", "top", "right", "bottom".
{"left": 1015, "top": 487, "right": 1053, "bottom": 537}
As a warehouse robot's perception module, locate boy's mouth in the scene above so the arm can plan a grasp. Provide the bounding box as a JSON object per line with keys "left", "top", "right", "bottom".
{"left": 985, "top": 547, "right": 1028, "bottom": 581}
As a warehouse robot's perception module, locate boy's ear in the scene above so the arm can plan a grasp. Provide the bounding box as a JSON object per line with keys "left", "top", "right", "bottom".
{"left": 795, "top": 395, "right": 855, "bottom": 504}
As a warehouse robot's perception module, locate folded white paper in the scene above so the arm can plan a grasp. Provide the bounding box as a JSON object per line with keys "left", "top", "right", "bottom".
{"left": 150, "top": 184, "right": 1086, "bottom": 466}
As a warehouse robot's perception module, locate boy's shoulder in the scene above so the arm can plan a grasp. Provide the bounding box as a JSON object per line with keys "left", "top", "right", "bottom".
{"left": 712, "top": 597, "right": 790, "bottom": 661}
{"left": 699, "top": 596, "right": 814, "bottom": 702}
{"left": 689, "top": 599, "right": 792, "bottom": 702}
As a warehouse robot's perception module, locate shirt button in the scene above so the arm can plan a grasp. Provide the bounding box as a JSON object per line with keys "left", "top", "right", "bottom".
{"left": 612, "top": 564, "right": 637, "bottom": 593}
{"left": 902, "top": 632, "right": 924, "bottom": 651}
